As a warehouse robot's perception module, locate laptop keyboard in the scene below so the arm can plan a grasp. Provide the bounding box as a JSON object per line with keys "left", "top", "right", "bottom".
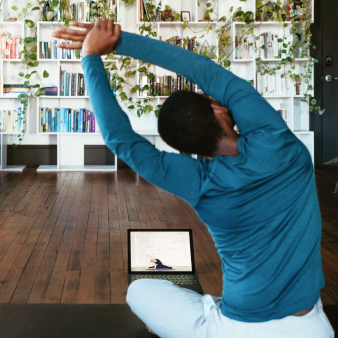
{"left": 130, "top": 274, "right": 200, "bottom": 285}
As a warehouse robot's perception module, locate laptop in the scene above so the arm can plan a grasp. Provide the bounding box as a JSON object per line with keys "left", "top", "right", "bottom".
{"left": 127, "top": 229, "right": 203, "bottom": 294}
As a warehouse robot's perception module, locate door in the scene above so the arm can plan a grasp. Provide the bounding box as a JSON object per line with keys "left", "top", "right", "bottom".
{"left": 322, "top": 0, "right": 338, "bottom": 163}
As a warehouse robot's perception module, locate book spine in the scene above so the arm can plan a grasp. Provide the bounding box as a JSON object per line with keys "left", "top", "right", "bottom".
{"left": 83, "top": 109, "right": 86, "bottom": 132}
{"left": 13, "top": 110, "right": 17, "bottom": 132}
{"left": 44, "top": 42, "right": 48, "bottom": 59}
{"left": 48, "top": 109, "right": 52, "bottom": 132}
{"left": 93, "top": 114, "right": 96, "bottom": 133}
{"left": 7, "top": 111, "right": 11, "bottom": 132}
{"left": 68, "top": 109, "right": 71, "bottom": 132}
{"left": 18, "top": 108, "right": 21, "bottom": 132}
{"left": 79, "top": 108, "right": 84, "bottom": 132}
{"left": 10, "top": 38, "right": 16, "bottom": 59}
{"left": 51, "top": 108, "right": 55, "bottom": 132}
{"left": 165, "top": 76, "right": 169, "bottom": 95}
{"left": 59, "top": 108, "right": 63, "bottom": 132}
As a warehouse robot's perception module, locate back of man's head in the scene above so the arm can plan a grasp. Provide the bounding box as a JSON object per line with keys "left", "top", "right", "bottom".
{"left": 158, "top": 91, "right": 224, "bottom": 157}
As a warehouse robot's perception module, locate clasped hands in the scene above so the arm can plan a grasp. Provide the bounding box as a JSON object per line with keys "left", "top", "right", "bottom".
{"left": 51, "top": 19, "right": 121, "bottom": 58}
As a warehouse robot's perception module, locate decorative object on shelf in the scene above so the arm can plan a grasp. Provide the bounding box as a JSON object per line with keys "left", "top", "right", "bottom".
{"left": 43, "top": 87, "right": 58, "bottom": 96}
{"left": 161, "top": 9, "right": 173, "bottom": 22}
{"left": 181, "top": 11, "right": 191, "bottom": 22}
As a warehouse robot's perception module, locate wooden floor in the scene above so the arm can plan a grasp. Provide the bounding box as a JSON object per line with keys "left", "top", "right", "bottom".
{"left": 0, "top": 166, "right": 336, "bottom": 305}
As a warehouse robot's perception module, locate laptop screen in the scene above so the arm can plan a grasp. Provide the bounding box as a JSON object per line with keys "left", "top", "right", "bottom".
{"left": 128, "top": 230, "right": 194, "bottom": 273}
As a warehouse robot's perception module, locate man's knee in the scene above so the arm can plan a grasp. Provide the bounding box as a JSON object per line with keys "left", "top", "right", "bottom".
{"left": 126, "top": 279, "right": 152, "bottom": 310}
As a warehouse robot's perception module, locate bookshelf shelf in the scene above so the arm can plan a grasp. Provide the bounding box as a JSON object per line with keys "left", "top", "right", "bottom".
{"left": 39, "top": 96, "right": 90, "bottom": 99}
{"left": 38, "top": 132, "right": 102, "bottom": 136}
{"left": 263, "top": 96, "right": 292, "bottom": 98}
{"left": 233, "top": 59, "right": 254, "bottom": 63}
{"left": 2, "top": 59, "right": 23, "bottom": 62}
{"left": 253, "top": 21, "right": 292, "bottom": 25}
{"left": 37, "top": 165, "right": 58, "bottom": 171}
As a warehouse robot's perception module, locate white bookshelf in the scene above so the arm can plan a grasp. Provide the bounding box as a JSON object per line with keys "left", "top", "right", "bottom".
{"left": 0, "top": 0, "right": 315, "bottom": 171}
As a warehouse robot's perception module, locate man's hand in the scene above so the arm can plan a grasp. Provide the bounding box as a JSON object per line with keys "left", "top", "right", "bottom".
{"left": 82, "top": 18, "right": 121, "bottom": 57}
{"left": 51, "top": 18, "right": 121, "bottom": 57}
{"left": 52, "top": 21, "right": 94, "bottom": 50}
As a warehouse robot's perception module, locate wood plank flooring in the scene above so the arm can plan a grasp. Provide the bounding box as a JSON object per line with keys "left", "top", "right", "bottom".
{"left": 0, "top": 166, "right": 336, "bottom": 304}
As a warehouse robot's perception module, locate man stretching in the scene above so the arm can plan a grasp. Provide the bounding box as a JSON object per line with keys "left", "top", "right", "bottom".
{"left": 52, "top": 19, "right": 334, "bottom": 338}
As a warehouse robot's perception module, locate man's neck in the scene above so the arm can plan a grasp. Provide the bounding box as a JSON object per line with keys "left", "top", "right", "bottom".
{"left": 213, "top": 133, "right": 240, "bottom": 157}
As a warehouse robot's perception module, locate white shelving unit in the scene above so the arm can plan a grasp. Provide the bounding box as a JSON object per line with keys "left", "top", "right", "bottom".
{"left": 0, "top": 0, "right": 315, "bottom": 170}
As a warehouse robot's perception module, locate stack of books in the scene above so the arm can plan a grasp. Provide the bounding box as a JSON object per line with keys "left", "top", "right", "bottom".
{"left": 234, "top": 36, "right": 255, "bottom": 59}
{"left": 39, "top": 107, "right": 97, "bottom": 133}
{"left": 63, "top": 1, "right": 117, "bottom": 22}
{"left": 256, "top": 32, "right": 289, "bottom": 60}
{"left": 60, "top": 68, "right": 86, "bottom": 96}
{"left": 0, "top": 109, "right": 23, "bottom": 132}
{"left": 0, "top": 33, "right": 22, "bottom": 59}
{"left": 39, "top": 40, "right": 82, "bottom": 60}
{"left": 3, "top": 84, "right": 29, "bottom": 97}
{"left": 139, "top": 74, "right": 203, "bottom": 97}
{"left": 257, "top": 72, "right": 292, "bottom": 97}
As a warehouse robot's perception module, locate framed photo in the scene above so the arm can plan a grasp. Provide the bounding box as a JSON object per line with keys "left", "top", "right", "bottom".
{"left": 181, "top": 11, "right": 191, "bottom": 22}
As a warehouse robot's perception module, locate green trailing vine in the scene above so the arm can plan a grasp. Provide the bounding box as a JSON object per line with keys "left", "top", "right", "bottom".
{"left": 7, "top": 0, "right": 323, "bottom": 146}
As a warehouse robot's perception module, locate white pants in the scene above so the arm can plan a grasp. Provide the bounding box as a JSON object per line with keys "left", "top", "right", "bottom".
{"left": 126, "top": 279, "right": 335, "bottom": 338}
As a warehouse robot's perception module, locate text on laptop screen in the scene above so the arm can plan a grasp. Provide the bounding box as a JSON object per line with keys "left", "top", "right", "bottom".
{"left": 130, "top": 231, "right": 192, "bottom": 272}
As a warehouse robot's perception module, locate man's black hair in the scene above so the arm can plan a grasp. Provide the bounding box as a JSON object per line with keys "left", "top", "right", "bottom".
{"left": 157, "top": 90, "right": 224, "bottom": 157}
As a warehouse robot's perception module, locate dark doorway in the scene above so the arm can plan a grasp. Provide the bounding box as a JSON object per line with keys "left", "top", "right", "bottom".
{"left": 311, "top": 0, "right": 338, "bottom": 165}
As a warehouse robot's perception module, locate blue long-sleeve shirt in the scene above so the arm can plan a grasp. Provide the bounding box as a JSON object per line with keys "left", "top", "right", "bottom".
{"left": 82, "top": 32, "right": 325, "bottom": 322}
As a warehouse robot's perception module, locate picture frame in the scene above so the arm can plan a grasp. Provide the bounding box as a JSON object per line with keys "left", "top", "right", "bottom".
{"left": 181, "top": 11, "right": 191, "bottom": 22}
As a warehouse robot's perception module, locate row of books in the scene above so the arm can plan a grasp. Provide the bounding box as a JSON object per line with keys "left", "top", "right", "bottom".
{"left": 40, "top": 108, "right": 97, "bottom": 133}
{"left": 138, "top": 74, "right": 203, "bottom": 97}
{"left": 0, "top": 109, "right": 23, "bottom": 132}
{"left": 60, "top": 69, "right": 87, "bottom": 97}
{"left": 163, "top": 37, "right": 216, "bottom": 59}
{"left": 255, "top": 32, "right": 286, "bottom": 60}
{"left": 63, "top": 1, "right": 117, "bottom": 23}
{"left": 3, "top": 84, "right": 29, "bottom": 96}
{"left": 39, "top": 40, "right": 123, "bottom": 61}
{"left": 257, "top": 72, "right": 307, "bottom": 97}
{"left": 257, "top": 72, "right": 292, "bottom": 97}
{"left": 234, "top": 36, "right": 255, "bottom": 60}
{"left": 0, "top": 33, "right": 22, "bottom": 59}
{"left": 39, "top": 41, "right": 82, "bottom": 60}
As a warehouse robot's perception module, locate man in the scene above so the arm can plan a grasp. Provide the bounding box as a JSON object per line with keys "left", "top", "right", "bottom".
{"left": 52, "top": 19, "right": 334, "bottom": 338}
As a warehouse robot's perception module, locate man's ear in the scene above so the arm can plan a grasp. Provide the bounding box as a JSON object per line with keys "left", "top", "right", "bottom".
{"left": 211, "top": 103, "right": 232, "bottom": 131}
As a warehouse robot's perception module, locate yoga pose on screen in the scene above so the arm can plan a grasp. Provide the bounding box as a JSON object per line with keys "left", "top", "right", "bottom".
{"left": 52, "top": 19, "right": 333, "bottom": 338}
{"left": 145, "top": 255, "right": 176, "bottom": 270}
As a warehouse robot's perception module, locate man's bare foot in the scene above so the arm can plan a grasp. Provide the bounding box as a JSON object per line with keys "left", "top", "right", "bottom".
{"left": 146, "top": 325, "right": 158, "bottom": 336}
